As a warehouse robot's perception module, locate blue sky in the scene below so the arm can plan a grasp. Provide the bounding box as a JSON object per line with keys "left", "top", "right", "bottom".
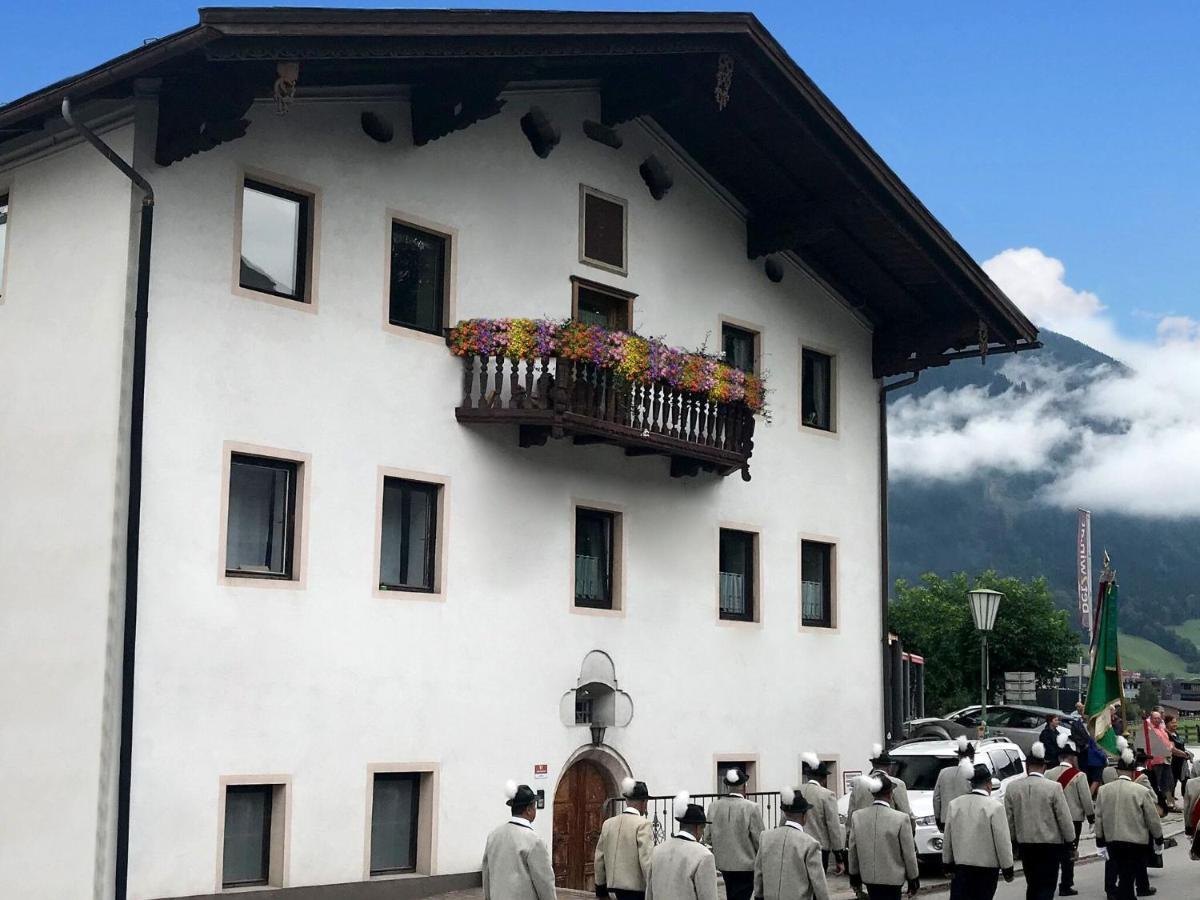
{"left": 5, "top": 1, "right": 1198, "bottom": 340}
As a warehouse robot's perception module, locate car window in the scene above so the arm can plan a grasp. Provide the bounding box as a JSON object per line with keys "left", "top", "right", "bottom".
{"left": 1007, "top": 712, "right": 1041, "bottom": 729}
{"left": 1006, "top": 750, "right": 1025, "bottom": 777}
{"left": 891, "top": 756, "right": 957, "bottom": 791}
{"left": 954, "top": 710, "right": 980, "bottom": 727}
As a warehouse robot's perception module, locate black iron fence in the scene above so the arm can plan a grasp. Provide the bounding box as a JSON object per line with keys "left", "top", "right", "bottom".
{"left": 604, "top": 792, "right": 782, "bottom": 845}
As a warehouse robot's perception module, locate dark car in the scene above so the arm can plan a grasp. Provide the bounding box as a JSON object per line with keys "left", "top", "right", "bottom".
{"left": 906, "top": 704, "right": 1073, "bottom": 755}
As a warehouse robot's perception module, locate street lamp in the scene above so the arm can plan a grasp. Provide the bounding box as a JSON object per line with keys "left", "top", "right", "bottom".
{"left": 967, "top": 588, "right": 1004, "bottom": 737}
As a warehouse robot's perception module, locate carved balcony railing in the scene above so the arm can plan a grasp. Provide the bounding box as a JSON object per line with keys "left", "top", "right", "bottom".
{"left": 455, "top": 353, "right": 756, "bottom": 479}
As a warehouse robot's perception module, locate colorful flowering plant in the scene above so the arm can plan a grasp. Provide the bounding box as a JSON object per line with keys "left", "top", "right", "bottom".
{"left": 448, "top": 318, "right": 766, "bottom": 414}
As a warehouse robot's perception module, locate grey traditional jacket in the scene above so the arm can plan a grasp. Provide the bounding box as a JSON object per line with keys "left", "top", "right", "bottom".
{"left": 1002, "top": 773, "right": 1074, "bottom": 847}
{"left": 844, "top": 775, "right": 913, "bottom": 843}
{"left": 595, "top": 809, "right": 654, "bottom": 892}
{"left": 753, "top": 823, "right": 830, "bottom": 900}
{"left": 799, "top": 782, "right": 843, "bottom": 853}
{"left": 1184, "top": 776, "right": 1200, "bottom": 833}
{"left": 645, "top": 834, "right": 718, "bottom": 900}
{"left": 1094, "top": 777, "right": 1163, "bottom": 846}
{"left": 704, "top": 794, "right": 764, "bottom": 872}
{"left": 482, "top": 819, "right": 558, "bottom": 900}
{"left": 941, "top": 791, "right": 1014, "bottom": 870}
{"left": 1044, "top": 764, "right": 1095, "bottom": 823}
{"left": 847, "top": 802, "right": 919, "bottom": 888}
{"left": 931, "top": 764, "right": 970, "bottom": 826}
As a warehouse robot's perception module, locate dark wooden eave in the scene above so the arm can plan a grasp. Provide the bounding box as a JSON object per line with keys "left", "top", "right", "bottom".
{"left": 0, "top": 8, "right": 1038, "bottom": 378}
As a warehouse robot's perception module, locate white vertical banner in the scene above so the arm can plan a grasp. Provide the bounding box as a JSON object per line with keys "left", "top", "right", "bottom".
{"left": 1077, "top": 509, "right": 1093, "bottom": 642}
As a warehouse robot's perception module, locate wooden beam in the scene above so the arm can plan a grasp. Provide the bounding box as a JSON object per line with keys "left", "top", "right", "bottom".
{"left": 746, "top": 201, "right": 835, "bottom": 258}
{"left": 410, "top": 68, "right": 510, "bottom": 146}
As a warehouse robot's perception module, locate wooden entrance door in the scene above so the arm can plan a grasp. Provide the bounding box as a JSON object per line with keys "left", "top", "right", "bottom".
{"left": 552, "top": 760, "right": 611, "bottom": 890}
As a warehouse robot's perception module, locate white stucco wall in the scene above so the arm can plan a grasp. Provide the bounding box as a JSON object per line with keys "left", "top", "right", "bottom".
{"left": 0, "top": 127, "right": 136, "bottom": 900}
{"left": 127, "top": 90, "right": 883, "bottom": 898}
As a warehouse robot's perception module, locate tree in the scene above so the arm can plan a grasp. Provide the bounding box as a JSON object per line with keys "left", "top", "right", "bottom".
{"left": 890, "top": 571, "right": 1080, "bottom": 716}
{"left": 1131, "top": 680, "right": 1160, "bottom": 720}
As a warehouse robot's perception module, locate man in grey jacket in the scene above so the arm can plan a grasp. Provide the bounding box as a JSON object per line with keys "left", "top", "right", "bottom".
{"left": 705, "top": 768, "right": 764, "bottom": 900}
{"left": 1095, "top": 746, "right": 1163, "bottom": 900}
{"left": 1044, "top": 736, "right": 1094, "bottom": 896}
{"left": 753, "top": 786, "right": 829, "bottom": 900}
{"left": 595, "top": 778, "right": 655, "bottom": 900}
{"left": 1003, "top": 742, "right": 1074, "bottom": 900}
{"left": 799, "top": 752, "right": 844, "bottom": 874}
{"left": 845, "top": 745, "right": 914, "bottom": 844}
{"left": 942, "top": 763, "right": 1015, "bottom": 900}
{"left": 646, "top": 794, "right": 718, "bottom": 900}
{"left": 932, "top": 737, "right": 974, "bottom": 834}
{"left": 483, "top": 781, "right": 557, "bottom": 900}
{"left": 847, "top": 776, "right": 919, "bottom": 900}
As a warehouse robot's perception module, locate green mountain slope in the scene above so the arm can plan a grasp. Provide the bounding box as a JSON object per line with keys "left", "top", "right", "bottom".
{"left": 1120, "top": 632, "right": 1195, "bottom": 676}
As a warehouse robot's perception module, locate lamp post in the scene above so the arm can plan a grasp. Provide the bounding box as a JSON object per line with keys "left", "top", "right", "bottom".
{"left": 967, "top": 588, "right": 1004, "bottom": 737}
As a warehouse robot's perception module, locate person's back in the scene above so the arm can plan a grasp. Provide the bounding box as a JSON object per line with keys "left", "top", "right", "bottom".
{"left": 847, "top": 802, "right": 919, "bottom": 890}
{"left": 483, "top": 819, "right": 556, "bottom": 900}
{"left": 594, "top": 809, "right": 653, "bottom": 895}
{"left": 646, "top": 834, "right": 717, "bottom": 900}
{"left": 932, "top": 760, "right": 971, "bottom": 830}
{"left": 942, "top": 791, "right": 1013, "bottom": 871}
{"left": 1003, "top": 773, "right": 1074, "bottom": 846}
{"left": 754, "top": 823, "right": 829, "bottom": 900}
{"left": 705, "top": 794, "right": 763, "bottom": 872}
{"left": 1095, "top": 777, "right": 1163, "bottom": 846}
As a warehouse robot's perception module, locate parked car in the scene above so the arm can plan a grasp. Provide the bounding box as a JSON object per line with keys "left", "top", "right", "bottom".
{"left": 838, "top": 736, "right": 1027, "bottom": 865}
{"left": 905, "top": 704, "right": 1074, "bottom": 755}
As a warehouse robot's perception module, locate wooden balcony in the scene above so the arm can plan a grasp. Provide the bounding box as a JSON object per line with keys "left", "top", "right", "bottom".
{"left": 455, "top": 353, "right": 756, "bottom": 479}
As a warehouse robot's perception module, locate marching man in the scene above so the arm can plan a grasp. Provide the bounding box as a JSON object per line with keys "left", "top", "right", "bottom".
{"left": 753, "top": 785, "right": 830, "bottom": 900}
{"left": 799, "top": 752, "right": 844, "bottom": 874}
{"left": 595, "top": 778, "right": 655, "bottom": 900}
{"left": 1044, "top": 734, "right": 1094, "bottom": 897}
{"left": 941, "top": 762, "right": 1014, "bottom": 900}
{"left": 847, "top": 775, "right": 920, "bottom": 900}
{"left": 846, "top": 745, "right": 913, "bottom": 837}
{"left": 1003, "top": 741, "right": 1074, "bottom": 900}
{"left": 646, "top": 793, "right": 717, "bottom": 900}
{"left": 933, "top": 737, "right": 974, "bottom": 834}
{"left": 1095, "top": 742, "right": 1163, "bottom": 900}
{"left": 483, "top": 781, "right": 557, "bottom": 900}
{"left": 705, "top": 768, "right": 764, "bottom": 900}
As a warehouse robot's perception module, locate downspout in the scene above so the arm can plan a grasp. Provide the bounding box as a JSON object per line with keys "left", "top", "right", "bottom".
{"left": 879, "top": 372, "right": 918, "bottom": 746}
{"left": 61, "top": 97, "right": 153, "bottom": 900}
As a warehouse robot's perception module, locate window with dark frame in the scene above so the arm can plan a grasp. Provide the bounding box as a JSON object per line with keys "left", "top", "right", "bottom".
{"left": 222, "top": 785, "right": 273, "bottom": 888}
{"left": 573, "top": 281, "right": 631, "bottom": 331}
{"left": 379, "top": 477, "right": 439, "bottom": 592}
{"left": 719, "top": 529, "right": 755, "bottom": 621}
{"left": 580, "top": 187, "right": 626, "bottom": 273}
{"left": 575, "top": 508, "right": 614, "bottom": 609}
{"left": 226, "top": 455, "right": 298, "bottom": 579}
{"left": 722, "top": 324, "right": 757, "bottom": 374}
{"left": 370, "top": 773, "right": 421, "bottom": 876}
{"left": 239, "top": 179, "right": 311, "bottom": 302}
{"left": 389, "top": 220, "right": 448, "bottom": 334}
{"left": 801, "top": 540, "right": 833, "bottom": 627}
{"left": 0, "top": 194, "right": 8, "bottom": 293}
{"left": 801, "top": 348, "right": 833, "bottom": 431}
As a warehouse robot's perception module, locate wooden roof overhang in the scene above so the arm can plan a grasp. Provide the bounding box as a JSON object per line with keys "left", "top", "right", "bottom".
{"left": 0, "top": 8, "right": 1038, "bottom": 377}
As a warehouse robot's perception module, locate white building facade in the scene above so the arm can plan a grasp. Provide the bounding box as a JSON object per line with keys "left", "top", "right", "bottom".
{"left": 0, "top": 9, "right": 1037, "bottom": 900}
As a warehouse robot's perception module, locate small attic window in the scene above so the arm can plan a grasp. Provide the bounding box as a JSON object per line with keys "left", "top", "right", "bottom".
{"left": 579, "top": 185, "right": 627, "bottom": 275}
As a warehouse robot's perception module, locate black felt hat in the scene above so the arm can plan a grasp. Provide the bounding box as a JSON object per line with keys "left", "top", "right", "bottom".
{"left": 780, "top": 786, "right": 812, "bottom": 814}
{"left": 801, "top": 752, "right": 829, "bottom": 778}
{"left": 723, "top": 767, "right": 751, "bottom": 788}
{"left": 869, "top": 742, "right": 893, "bottom": 766}
{"left": 505, "top": 781, "right": 538, "bottom": 809}
{"left": 621, "top": 778, "right": 650, "bottom": 801}
{"left": 969, "top": 763, "right": 993, "bottom": 787}
{"left": 673, "top": 793, "right": 710, "bottom": 826}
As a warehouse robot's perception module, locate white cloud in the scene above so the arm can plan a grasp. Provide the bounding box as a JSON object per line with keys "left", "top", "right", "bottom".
{"left": 890, "top": 248, "right": 1200, "bottom": 517}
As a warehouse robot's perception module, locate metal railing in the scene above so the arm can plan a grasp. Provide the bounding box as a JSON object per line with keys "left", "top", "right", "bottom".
{"left": 604, "top": 792, "right": 782, "bottom": 845}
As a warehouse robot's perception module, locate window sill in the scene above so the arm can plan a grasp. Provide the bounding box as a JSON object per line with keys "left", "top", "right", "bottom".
{"left": 232, "top": 283, "right": 318, "bottom": 314}
{"left": 383, "top": 320, "right": 448, "bottom": 345}
{"left": 799, "top": 422, "right": 839, "bottom": 440}
{"left": 799, "top": 622, "right": 839, "bottom": 633}
{"left": 374, "top": 585, "right": 446, "bottom": 602}
{"left": 571, "top": 603, "right": 624, "bottom": 618}
{"left": 369, "top": 870, "right": 427, "bottom": 881}
{"left": 220, "top": 572, "right": 305, "bottom": 591}
{"left": 717, "top": 616, "right": 762, "bottom": 629}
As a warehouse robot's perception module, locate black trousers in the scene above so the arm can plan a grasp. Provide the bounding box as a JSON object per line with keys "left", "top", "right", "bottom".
{"left": 1106, "top": 842, "right": 1149, "bottom": 900}
{"left": 721, "top": 870, "right": 754, "bottom": 900}
{"left": 950, "top": 865, "right": 999, "bottom": 900}
{"left": 821, "top": 850, "right": 830, "bottom": 872}
{"left": 613, "top": 891, "right": 644, "bottom": 900}
{"left": 1017, "top": 844, "right": 1061, "bottom": 900}
{"left": 1060, "top": 820, "right": 1082, "bottom": 888}
{"left": 1104, "top": 844, "right": 1150, "bottom": 896}
{"left": 864, "top": 885, "right": 901, "bottom": 900}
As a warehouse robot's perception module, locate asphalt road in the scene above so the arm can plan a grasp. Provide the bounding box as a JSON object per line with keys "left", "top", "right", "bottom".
{"left": 990, "top": 841, "right": 1198, "bottom": 899}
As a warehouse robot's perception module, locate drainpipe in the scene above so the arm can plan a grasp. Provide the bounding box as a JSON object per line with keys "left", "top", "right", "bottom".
{"left": 879, "top": 372, "right": 918, "bottom": 746}
{"left": 61, "top": 96, "right": 153, "bottom": 900}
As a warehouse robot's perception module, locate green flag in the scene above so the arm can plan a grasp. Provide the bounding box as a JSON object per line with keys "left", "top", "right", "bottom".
{"left": 1085, "top": 580, "right": 1124, "bottom": 753}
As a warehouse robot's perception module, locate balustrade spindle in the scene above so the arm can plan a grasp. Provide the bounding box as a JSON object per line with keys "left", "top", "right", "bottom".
{"left": 522, "top": 359, "right": 535, "bottom": 409}
{"left": 461, "top": 355, "right": 475, "bottom": 409}
{"left": 508, "top": 357, "right": 521, "bottom": 409}
{"left": 651, "top": 385, "right": 662, "bottom": 433}
{"left": 493, "top": 355, "right": 505, "bottom": 408}
{"left": 478, "top": 354, "right": 490, "bottom": 408}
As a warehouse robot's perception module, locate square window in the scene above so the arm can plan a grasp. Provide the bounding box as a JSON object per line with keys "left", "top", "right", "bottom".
{"left": 0, "top": 194, "right": 8, "bottom": 294}
{"left": 370, "top": 773, "right": 420, "bottom": 876}
{"left": 717, "top": 760, "right": 755, "bottom": 793}
{"left": 575, "top": 508, "right": 616, "bottom": 609}
{"left": 239, "top": 179, "right": 312, "bottom": 302}
{"left": 573, "top": 280, "right": 632, "bottom": 331}
{"left": 389, "top": 220, "right": 448, "bottom": 334}
{"left": 379, "top": 478, "right": 440, "bottom": 592}
{"left": 580, "top": 186, "right": 627, "bottom": 274}
{"left": 801, "top": 540, "right": 834, "bottom": 628}
{"left": 722, "top": 324, "right": 757, "bottom": 374}
{"left": 226, "top": 454, "right": 298, "bottom": 580}
{"left": 719, "top": 529, "right": 756, "bottom": 622}
{"left": 222, "top": 785, "right": 273, "bottom": 888}
{"left": 801, "top": 349, "right": 834, "bottom": 431}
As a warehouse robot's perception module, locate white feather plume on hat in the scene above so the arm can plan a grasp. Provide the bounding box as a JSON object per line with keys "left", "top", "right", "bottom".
{"left": 801, "top": 751, "right": 821, "bottom": 771}
{"left": 725, "top": 768, "right": 742, "bottom": 785}
{"left": 866, "top": 775, "right": 885, "bottom": 795}
{"left": 871, "top": 743, "right": 883, "bottom": 759}
{"left": 504, "top": 780, "right": 518, "bottom": 800}
{"left": 958, "top": 758, "right": 975, "bottom": 778}
{"left": 1116, "top": 735, "right": 1129, "bottom": 752}
{"left": 621, "top": 777, "right": 637, "bottom": 797}
{"left": 956, "top": 735, "right": 969, "bottom": 752}
{"left": 673, "top": 791, "right": 691, "bottom": 821}
{"left": 781, "top": 785, "right": 795, "bottom": 806}
{"left": 1121, "top": 748, "right": 1135, "bottom": 766}
{"left": 1057, "top": 731, "right": 1070, "bottom": 749}
{"left": 1030, "top": 741, "right": 1046, "bottom": 760}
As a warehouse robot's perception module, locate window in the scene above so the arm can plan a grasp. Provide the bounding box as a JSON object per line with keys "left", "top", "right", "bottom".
{"left": 0, "top": 194, "right": 8, "bottom": 294}
{"left": 579, "top": 186, "right": 627, "bottom": 274}
{"left": 801, "top": 348, "right": 834, "bottom": 431}
{"left": 717, "top": 760, "right": 756, "bottom": 793}
{"left": 719, "top": 529, "right": 756, "bottom": 622}
{"left": 226, "top": 454, "right": 298, "bottom": 579}
{"left": 801, "top": 540, "right": 834, "bottom": 628}
{"left": 370, "top": 773, "right": 420, "bottom": 875}
{"left": 572, "top": 277, "right": 632, "bottom": 331}
{"left": 722, "top": 324, "right": 757, "bottom": 374}
{"left": 389, "top": 220, "right": 448, "bottom": 334}
{"left": 222, "top": 785, "right": 274, "bottom": 888}
{"left": 379, "top": 478, "right": 440, "bottom": 592}
{"left": 239, "top": 178, "right": 312, "bottom": 302}
{"left": 574, "top": 697, "right": 593, "bottom": 724}
{"left": 575, "top": 508, "right": 615, "bottom": 609}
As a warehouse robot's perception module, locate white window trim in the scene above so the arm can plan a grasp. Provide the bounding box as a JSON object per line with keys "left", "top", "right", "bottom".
{"left": 799, "top": 341, "right": 839, "bottom": 437}
{"left": 372, "top": 466, "right": 450, "bottom": 601}
{"left": 798, "top": 533, "right": 839, "bottom": 632}
{"left": 231, "top": 167, "right": 321, "bottom": 312}
{"left": 215, "top": 775, "right": 291, "bottom": 893}
{"left": 716, "top": 521, "right": 762, "bottom": 628}
{"left": 363, "top": 762, "right": 440, "bottom": 880}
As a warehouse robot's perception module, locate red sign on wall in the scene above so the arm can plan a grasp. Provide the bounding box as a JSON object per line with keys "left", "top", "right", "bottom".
{"left": 534, "top": 764, "right": 548, "bottom": 779}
